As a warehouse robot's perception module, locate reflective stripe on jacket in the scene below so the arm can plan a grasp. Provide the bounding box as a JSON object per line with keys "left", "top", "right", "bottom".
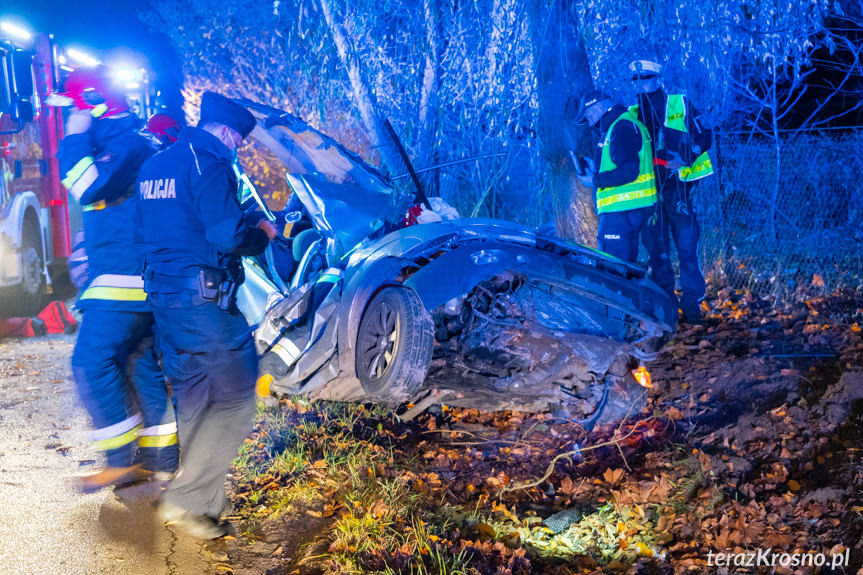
{"left": 79, "top": 273, "right": 147, "bottom": 303}
{"left": 596, "top": 111, "right": 657, "bottom": 215}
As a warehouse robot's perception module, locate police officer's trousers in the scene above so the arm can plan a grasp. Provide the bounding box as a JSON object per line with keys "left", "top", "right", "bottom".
{"left": 150, "top": 294, "right": 258, "bottom": 519}
{"left": 642, "top": 176, "right": 706, "bottom": 315}
{"left": 71, "top": 310, "right": 179, "bottom": 471}
{"left": 597, "top": 206, "right": 653, "bottom": 264}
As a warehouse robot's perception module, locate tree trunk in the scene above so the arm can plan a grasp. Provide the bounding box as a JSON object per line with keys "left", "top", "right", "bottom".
{"left": 417, "top": 0, "right": 442, "bottom": 195}
{"left": 319, "top": 0, "right": 407, "bottom": 176}
{"left": 528, "top": 0, "right": 596, "bottom": 244}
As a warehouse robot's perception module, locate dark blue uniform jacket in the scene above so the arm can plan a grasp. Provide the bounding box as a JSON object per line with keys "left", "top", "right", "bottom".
{"left": 135, "top": 127, "right": 267, "bottom": 291}
{"left": 58, "top": 113, "right": 154, "bottom": 312}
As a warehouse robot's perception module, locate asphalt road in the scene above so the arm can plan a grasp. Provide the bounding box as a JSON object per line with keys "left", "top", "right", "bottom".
{"left": 0, "top": 334, "right": 225, "bottom": 575}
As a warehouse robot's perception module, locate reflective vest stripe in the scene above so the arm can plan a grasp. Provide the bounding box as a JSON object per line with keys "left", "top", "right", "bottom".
{"left": 90, "top": 413, "right": 142, "bottom": 451}
{"left": 596, "top": 111, "right": 657, "bottom": 215}
{"left": 678, "top": 152, "right": 714, "bottom": 182}
{"left": 665, "top": 94, "right": 714, "bottom": 181}
{"left": 596, "top": 185, "right": 657, "bottom": 211}
{"left": 80, "top": 274, "right": 147, "bottom": 302}
{"left": 631, "top": 97, "right": 714, "bottom": 182}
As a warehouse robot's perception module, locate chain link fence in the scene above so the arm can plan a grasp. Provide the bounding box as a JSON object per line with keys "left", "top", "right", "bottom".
{"left": 695, "top": 129, "right": 863, "bottom": 298}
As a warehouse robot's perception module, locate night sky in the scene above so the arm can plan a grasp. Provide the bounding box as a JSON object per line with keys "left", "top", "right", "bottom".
{"left": 3, "top": 0, "right": 184, "bottom": 117}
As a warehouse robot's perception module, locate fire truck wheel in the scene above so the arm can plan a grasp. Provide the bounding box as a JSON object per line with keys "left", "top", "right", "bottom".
{"left": 0, "top": 219, "right": 45, "bottom": 316}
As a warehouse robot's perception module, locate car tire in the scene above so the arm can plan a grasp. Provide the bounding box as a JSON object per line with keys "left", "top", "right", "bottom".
{"left": 355, "top": 286, "right": 433, "bottom": 402}
{"left": 0, "top": 219, "right": 44, "bottom": 317}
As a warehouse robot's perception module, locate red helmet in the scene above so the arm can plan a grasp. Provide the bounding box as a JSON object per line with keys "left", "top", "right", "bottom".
{"left": 46, "top": 66, "right": 128, "bottom": 118}
{"left": 145, "top": 113, "right": 181, "bottom": 146}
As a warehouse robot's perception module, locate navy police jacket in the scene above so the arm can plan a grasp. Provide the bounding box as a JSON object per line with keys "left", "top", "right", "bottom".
{"left": 58, "top": 113, "right": 154, "bottom": 312}
{"left": 135, "top": 127, "right": 267, "bottom": 292}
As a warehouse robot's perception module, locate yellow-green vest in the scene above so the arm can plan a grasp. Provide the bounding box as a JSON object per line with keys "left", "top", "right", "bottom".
{"left": 596, "top": 110, "right": 657, "bottom": 215}
{"left": 631, "top": 94, "right": 714, "bottom": 182}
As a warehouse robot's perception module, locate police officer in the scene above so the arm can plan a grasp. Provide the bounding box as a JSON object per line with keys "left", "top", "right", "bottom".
{"left": 574, "top": 91, "right": 657, "bottom": 263}
{"left": 49, "top": 67, "right": 179, "bottom": 490}
{"left": 136, "top": 92, "right": 272, "bottom": 539}
{"left": 630, "top": 60, "right": 714, "bottom": 323}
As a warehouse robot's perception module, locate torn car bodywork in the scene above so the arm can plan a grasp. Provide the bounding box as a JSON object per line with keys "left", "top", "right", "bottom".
{"left": 239, "top": 101, "right": 676, "bottom": 425}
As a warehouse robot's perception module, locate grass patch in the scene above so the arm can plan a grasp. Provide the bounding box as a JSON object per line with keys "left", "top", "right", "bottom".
{"left": 231, "top": 399, "right": 478, "bottom": 573}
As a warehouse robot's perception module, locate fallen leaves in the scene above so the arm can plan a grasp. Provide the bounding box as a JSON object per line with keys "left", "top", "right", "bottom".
{"left": 223, "top": 288, "right": 863, "bottom": 575}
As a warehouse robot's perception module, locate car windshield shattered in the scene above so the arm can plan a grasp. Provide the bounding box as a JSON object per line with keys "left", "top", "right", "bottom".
{"left": 235, "top": 99, "right": 677, "bottom": 428}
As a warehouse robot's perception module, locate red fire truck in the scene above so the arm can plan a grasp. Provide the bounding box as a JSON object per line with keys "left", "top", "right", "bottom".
{"left": 0, "top": 30, "right": 71, "bottom": 315}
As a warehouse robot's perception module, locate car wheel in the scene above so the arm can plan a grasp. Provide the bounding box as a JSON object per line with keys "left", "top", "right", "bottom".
{"left": 355, "top": 286, "right": 433, "bottom": 402}
{"left": 0, "top": 219, "right": 44, "bottom": 316}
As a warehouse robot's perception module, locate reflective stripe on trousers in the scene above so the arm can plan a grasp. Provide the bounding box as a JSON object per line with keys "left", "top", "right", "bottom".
{"left": 90, "top": 412, "right": 142, "bottom": 451}
{"left": 138, "top": 422, "right": 179, "bottom": 448}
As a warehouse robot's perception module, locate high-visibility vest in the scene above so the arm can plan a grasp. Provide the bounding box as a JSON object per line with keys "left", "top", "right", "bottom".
{"left": 631, "top": 95, "right": 714, "bottom": 182}
{"left": 596, "top": 110, "right": 657, "bottom": 215}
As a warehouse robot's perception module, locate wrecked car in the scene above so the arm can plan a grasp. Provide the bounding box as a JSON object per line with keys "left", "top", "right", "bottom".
{"left": 236, "top": 101, "right": 676, "bottom": 427}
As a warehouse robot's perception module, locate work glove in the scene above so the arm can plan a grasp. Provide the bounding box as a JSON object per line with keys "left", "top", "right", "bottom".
{"left": 570, "top": 151, "right": 595, "bottom": 188}
{"left": 665, "top": 150, "right": 684, "bottom": 171}
{"left": 65, "top": 109, "right": 92, "bottom": 135}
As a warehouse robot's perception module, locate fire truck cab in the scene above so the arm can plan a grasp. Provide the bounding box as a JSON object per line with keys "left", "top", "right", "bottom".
{"left": 0, "top": 31, "right": 73, "bottom": 315}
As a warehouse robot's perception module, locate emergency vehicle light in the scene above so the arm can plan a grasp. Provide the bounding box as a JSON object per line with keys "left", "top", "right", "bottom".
{"left": 114, "top": 66, "right": 138, "bottom": 82}
{"left": 67, "top": 49, "right": 100, "bottom": 67}
{"left": 0, "top": 21, "right": 32, "bottom": 42}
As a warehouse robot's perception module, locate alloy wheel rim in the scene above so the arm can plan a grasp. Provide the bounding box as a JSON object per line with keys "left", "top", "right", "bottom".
{"left": 359, "top": 301, "right": 399, "bottom": 381}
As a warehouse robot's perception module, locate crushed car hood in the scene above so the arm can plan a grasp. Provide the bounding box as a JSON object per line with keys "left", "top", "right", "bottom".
{"left": 238, "top": 99, "right": 408, "bottom": 252}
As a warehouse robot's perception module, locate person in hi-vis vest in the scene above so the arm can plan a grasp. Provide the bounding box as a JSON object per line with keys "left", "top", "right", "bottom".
{"left": 630, "top": 59, "right": 714, "bottom": 323}
{"left": 573, "top": 91, "right": 657, "bottom": 264}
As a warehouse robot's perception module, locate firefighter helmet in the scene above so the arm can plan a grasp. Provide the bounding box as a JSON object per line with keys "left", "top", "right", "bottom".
{"left": 144, "top": 113, "right": 182, "bottom": 146}
{"left": 46, "top": 66, "right": 128, "bottom": 118}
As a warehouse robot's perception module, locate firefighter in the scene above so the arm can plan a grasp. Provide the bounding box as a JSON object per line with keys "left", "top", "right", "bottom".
{"left": 629, "top": 60, "right": 714, "bottom": 323}
{"left": 573, "top": 91, "right": 657, "bottom": 263}
{"left": 136, "top": 92, "right": 273, "bottom": 539}
{"left": 48, "top": 67, "right": 179, "bottom": 490}
{"left": 68, "top": 114, "right": 183, "bottom": 289}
